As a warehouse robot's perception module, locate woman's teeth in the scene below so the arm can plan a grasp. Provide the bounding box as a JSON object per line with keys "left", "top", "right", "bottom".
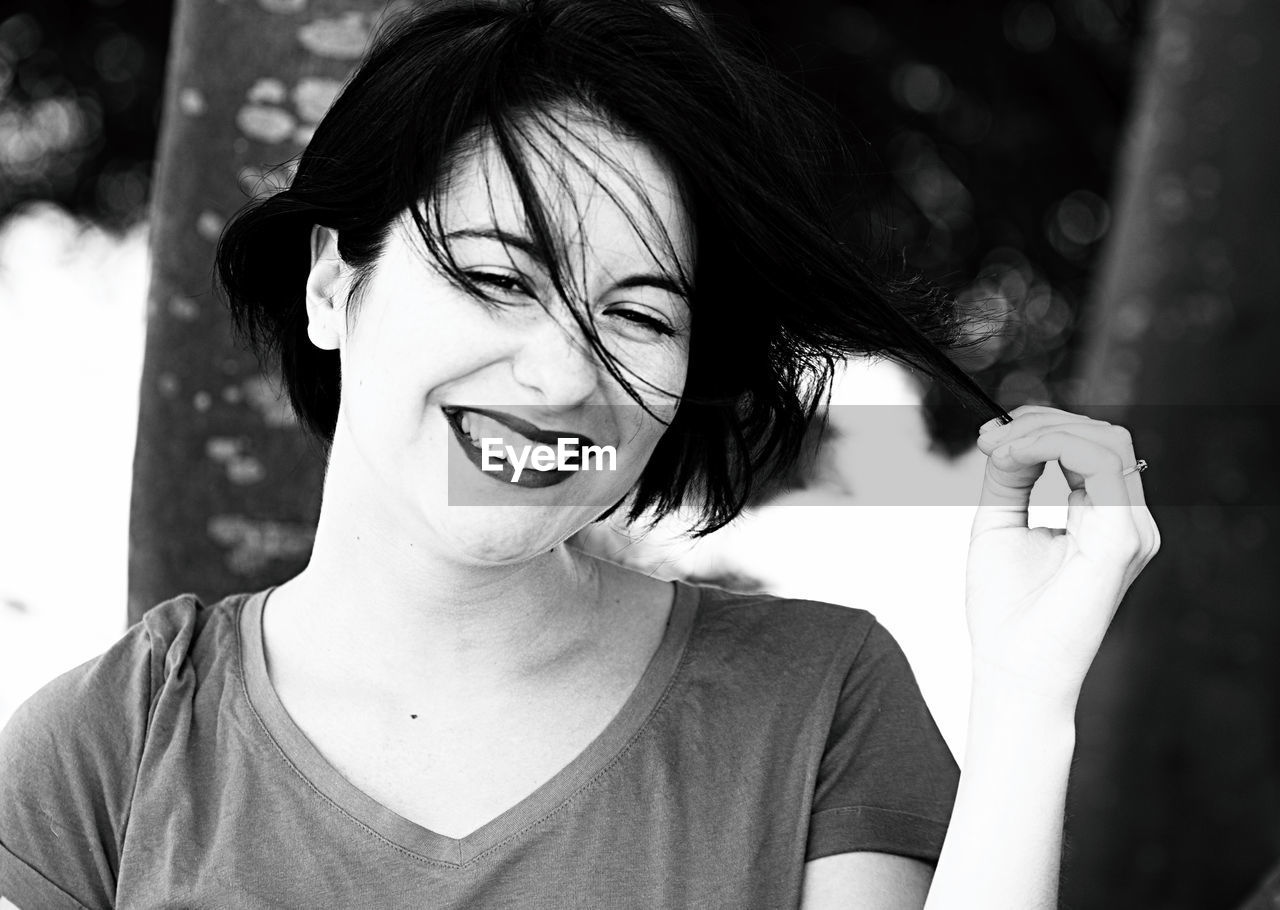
{"left": 449, "top": 408, "right": 585, "bottom": 485}
{"left": 457, "top": 411, "right": 535, "bottom": 451}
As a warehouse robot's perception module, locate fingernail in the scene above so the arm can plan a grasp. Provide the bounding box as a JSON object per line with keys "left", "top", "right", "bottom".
{"left": 979, "top": 418, "right": 1001, "bottom": 434}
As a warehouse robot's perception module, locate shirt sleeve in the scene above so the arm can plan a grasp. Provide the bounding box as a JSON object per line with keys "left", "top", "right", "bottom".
{"left": 0, "top": 616, "right": 160, "bottom": 910}
{"left": 806, "top": 619, "right": 959, "bottom": 864}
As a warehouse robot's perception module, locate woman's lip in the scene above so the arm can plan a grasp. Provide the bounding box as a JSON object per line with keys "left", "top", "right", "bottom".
{"left": 445, "top": 405, "right": 599, "bottom": 449}
{"left": 442, "top": 407, "right": 575, "bottom": 488}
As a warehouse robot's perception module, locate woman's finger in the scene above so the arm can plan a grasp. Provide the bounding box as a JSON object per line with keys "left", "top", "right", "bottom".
{"left": 972, "top": 409, "right": 1160, "bottom": 571}
{"left": 977, "top": 405, "right": 1095, "bottom": 438}
{"left": 978, "top": 410, "right": 1151, "bottom": 515}
{"left": 984, "top": 421, "right": 1157, "bottom": 563}
{"left": 982, "top": 431, "right": 1145, "bottom": 557}
{"left": 1040, "top": 429, "right": 1156, "bottom": 561}
{"left": 980, "top": 420, "right": 1145, "bottom": 500}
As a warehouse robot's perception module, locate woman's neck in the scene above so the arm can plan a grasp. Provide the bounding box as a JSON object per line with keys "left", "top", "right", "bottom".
{"left": 265, "top": 430, "right": 609, "bottom": 694}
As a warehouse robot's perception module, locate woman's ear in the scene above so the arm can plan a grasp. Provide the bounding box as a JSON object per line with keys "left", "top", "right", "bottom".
{"left": 305, "top": 225, "right": 348, "bottom": 351}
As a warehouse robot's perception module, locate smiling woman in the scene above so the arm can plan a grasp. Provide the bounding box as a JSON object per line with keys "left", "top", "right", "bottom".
{"left": 0, "top": 1, "right": 1160, "bottom": 909}
{"left": 296, "top": 114, "right": 693, "bottom": 557}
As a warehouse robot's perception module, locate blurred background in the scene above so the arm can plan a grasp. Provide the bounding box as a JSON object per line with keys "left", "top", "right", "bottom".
{"left": 1, "top": 0, "right": 1277, "bottom": 907}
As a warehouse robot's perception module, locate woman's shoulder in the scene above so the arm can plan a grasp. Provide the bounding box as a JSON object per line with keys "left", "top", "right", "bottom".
{"left": 0, "top": 590, "right": 254, "bottom": 908}
{"left": 674, "top": 578, "right": 913, "bottom": 709}
{"left": 0, "top": 590, "right": 251, "bottom": 781}
{"left": 683, "top": 578, "right": 882, "bottom": 657}
{"left": 2, "top": 591, "right": 248, "bottom": 739}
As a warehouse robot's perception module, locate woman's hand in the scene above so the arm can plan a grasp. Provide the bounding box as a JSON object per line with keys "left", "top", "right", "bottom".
{"left": 967, "top": 405, "right": 1161, "bottom": 704}
{"left": 920, "top": 405, "right": 1156, "bottom": 910}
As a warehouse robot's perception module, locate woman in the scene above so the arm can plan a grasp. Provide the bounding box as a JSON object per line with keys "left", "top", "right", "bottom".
{"left": 0, "top": 1, "right": 1159, "bottom": 907}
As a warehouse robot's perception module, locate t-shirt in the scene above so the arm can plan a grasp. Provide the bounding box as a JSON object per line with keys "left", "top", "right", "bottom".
{"left": 0, "top": 580, "right": 958, "bottom": 909}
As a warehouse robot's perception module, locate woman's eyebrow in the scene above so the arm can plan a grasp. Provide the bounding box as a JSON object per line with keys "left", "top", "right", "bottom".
{"left": 445, "top": 227, "right": 541, "bottom": 259}
{"left": 612, "top": 274, "right": 689, "bottom": 301}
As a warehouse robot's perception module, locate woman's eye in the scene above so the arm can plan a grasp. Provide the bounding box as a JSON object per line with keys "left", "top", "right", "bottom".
{"left": 464, "top": 270, "right": 531, "bottom": 296}
{"left": 611, "top": 308, "right": 675, "bottom": 337}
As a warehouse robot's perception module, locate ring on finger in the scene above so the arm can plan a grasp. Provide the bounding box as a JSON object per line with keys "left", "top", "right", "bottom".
{"left": 1121, "top": 459, "right": 1149, "bottom": 477}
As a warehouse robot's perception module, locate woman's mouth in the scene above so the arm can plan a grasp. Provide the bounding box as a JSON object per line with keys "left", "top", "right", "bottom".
{"left": 442, "top": 406, "right": 590, "bottom": 489}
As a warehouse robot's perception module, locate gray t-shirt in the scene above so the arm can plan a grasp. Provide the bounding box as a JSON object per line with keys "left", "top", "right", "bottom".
{"left": 0, "top": 580, "right": 958, "bottom": 909}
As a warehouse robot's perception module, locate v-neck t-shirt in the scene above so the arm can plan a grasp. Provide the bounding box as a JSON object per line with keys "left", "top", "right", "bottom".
{"left": 0, "top": 580, "right": 958, "bottom": 909}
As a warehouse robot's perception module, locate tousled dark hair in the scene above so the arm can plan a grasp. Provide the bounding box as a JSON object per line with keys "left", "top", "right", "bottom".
{"left": 215, "top": 0, "right": 1007, "bottom": 537}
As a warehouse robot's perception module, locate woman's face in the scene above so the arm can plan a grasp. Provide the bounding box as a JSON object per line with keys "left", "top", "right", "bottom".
{"left": 309, "top": 112, "right": 693, "bottom": 565}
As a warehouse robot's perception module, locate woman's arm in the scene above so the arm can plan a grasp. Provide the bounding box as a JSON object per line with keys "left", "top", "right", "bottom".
{"left": 801, "top": 853, "right": 933, "bottom": 910}
{"left": 802, "top": 405, "right": 1159, "bottom": 909}
{"left": 798, "top": 854, "right": 931, "bottom": 910}
{"left": 933, "top": 406, "right": 1157, "bottom": 909}
{"left": 923, "top": 677, "right": 1076, "bottom": 908}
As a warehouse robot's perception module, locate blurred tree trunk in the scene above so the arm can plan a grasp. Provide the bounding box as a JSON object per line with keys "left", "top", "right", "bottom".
{"left": 1065, "top": 0, "right": 1280, "bottom": 907}
{"left": 130, "top": 0, "right": 397, "bottom": 623}
{"left": 1240, "top": 862, "right": 1280, "bottom": 910}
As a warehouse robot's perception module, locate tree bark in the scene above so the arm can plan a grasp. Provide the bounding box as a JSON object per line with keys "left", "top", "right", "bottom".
{"left": 130, "top": 0, "right": 397, "bottom": 623}
{"left": 1066, "top": 0, "right": 1280, "bottom": 906}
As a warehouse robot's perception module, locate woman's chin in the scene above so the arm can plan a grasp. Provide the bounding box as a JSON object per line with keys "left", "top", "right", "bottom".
{"left": 435, "top": 507, "right": 591, "bottom": 565}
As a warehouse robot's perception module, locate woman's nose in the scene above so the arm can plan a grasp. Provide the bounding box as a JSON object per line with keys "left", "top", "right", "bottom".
{"left": 510, "top": 310, "right": 602, "bottom": 405}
